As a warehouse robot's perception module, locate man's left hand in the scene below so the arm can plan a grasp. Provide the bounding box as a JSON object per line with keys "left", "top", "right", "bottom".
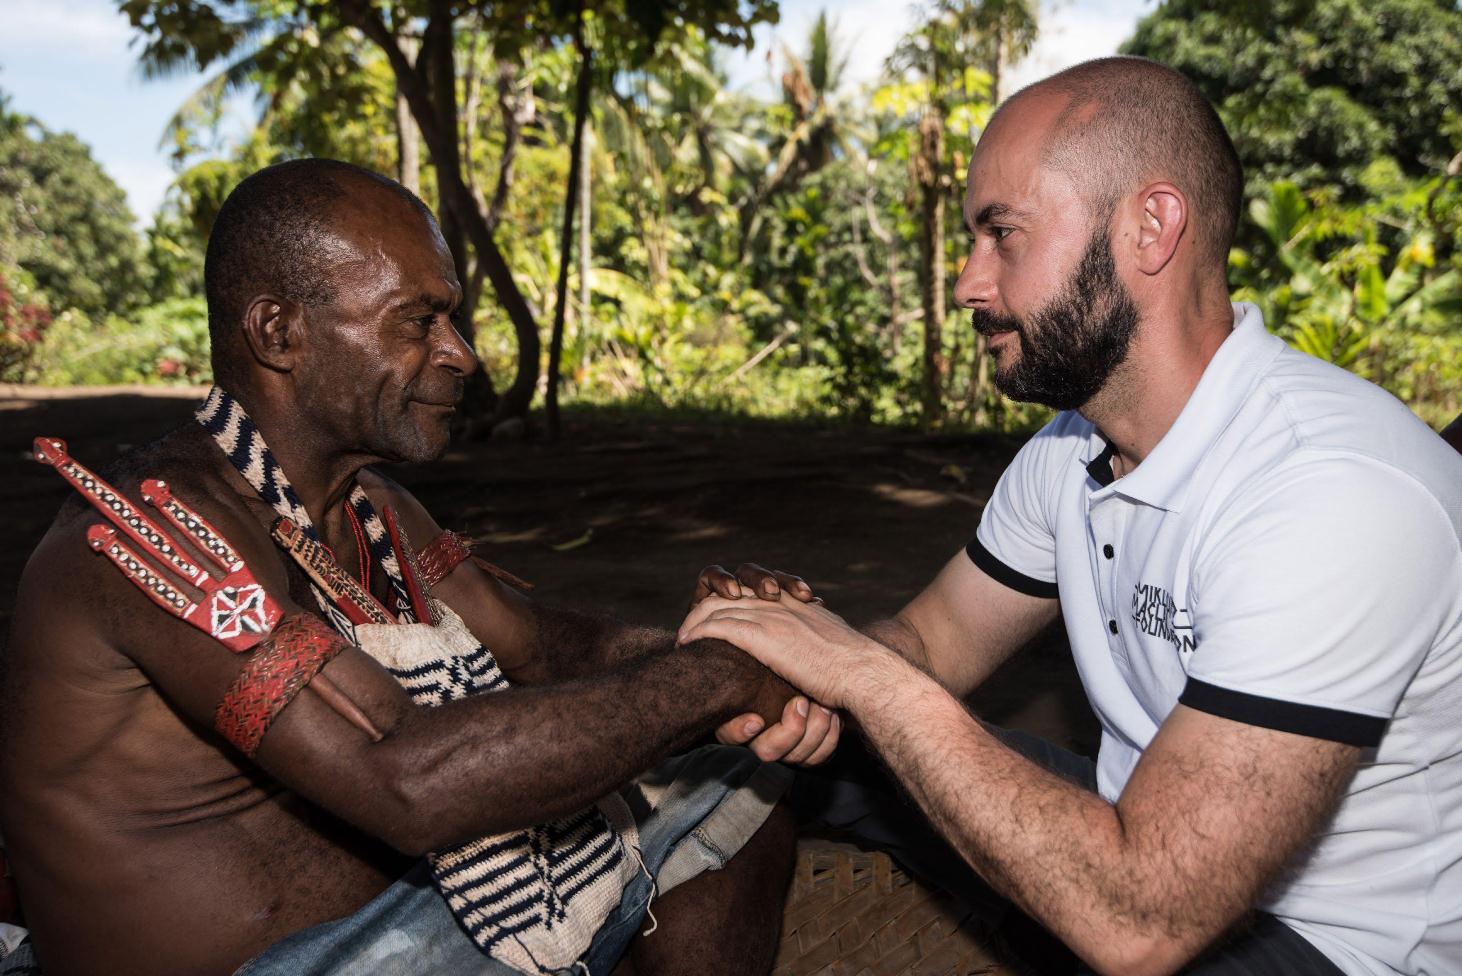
{"left": 688, "top": 564, "right": 840, "bottom": 764}
{"left": 679, "top": 593, "right": 893, "bottom": 712}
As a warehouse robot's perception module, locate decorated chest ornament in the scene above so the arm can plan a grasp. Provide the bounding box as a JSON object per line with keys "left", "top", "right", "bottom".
{"left": 32, "top": 437, "right": 283, "bottom": 651}
{"left": 29, "top": 437, "right": 368, "bottom": 757}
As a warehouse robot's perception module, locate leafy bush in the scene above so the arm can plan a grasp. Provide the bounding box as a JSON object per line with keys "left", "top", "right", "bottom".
{"left": 29, "top": 298, "right": 211, "bottom": 386}
{"left": 1230, "top": 177, "right": 1462, "bottom": 425}
{"left": 0, "top": 270, "right": 52, "bottom": 383}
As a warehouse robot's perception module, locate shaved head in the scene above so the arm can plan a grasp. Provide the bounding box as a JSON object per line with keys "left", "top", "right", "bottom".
{"left": 998, "top": 56, "right": 1243, "bottom": 265}
{"left": 204, "top": 158, "right": 437, "bottom": 391}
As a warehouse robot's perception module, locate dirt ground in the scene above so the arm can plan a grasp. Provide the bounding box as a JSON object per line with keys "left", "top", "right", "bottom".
{"left": 0, "top": 385, "right": 1098, "bottom": 754}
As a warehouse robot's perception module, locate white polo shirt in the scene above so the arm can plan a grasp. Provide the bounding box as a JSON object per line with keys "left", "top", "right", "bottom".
{"left": 971, "top": 303, "right": 1462, "bottom": 976}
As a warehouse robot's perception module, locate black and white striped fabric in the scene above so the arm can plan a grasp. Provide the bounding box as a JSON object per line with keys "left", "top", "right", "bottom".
{"left": 196, "top": 387, "right": 416, "bottom": 634}
{"left": 196, "top": 387, "right": 639, "bottom": 974}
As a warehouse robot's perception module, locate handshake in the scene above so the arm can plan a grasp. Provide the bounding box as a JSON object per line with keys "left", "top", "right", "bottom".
{"left": 680, "top": 562, "right": 895, "bottom": 768}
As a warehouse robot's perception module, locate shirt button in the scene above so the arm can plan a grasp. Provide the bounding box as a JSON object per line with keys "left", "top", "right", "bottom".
{"left": 1108, "top": 619, "right": 1118, "bottom": 634}
{"left": 1103, "top": 544, "right": 1114, "bottom": 559}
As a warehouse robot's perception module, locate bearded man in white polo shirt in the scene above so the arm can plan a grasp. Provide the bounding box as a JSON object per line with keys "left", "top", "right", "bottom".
{"left": 682, "top": 56, "right": 1462, "bottom": 976}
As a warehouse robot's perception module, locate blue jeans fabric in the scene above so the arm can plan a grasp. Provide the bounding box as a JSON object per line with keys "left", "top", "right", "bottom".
{"left": 230, "top": 744, "right": 782, "bottom": 976}
{"left": 0, "top": 941, "right": 38, "bottom": 976}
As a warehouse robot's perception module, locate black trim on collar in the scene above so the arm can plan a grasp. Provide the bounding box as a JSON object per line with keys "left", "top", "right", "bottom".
{"left": 1179, "top": 678, "right": 1387, "bottom": 748}
{"left": 1086, "top": 440, "right": 1117, "bottom": 487}
{"left": 966, "top": 538, "right": 1059, "bottom": 599}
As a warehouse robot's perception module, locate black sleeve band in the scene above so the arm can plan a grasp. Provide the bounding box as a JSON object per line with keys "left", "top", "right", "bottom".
{"left": 965, "top": 537, "right": 1059, "bottom": 599}
{"left": 1179, "top": 678, "right": 1388, "bottom": 748}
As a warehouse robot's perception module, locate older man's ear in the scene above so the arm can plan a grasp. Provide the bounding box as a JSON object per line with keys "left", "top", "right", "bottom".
{"left": 241, "top": 296, "right": 305, "bottom": 374}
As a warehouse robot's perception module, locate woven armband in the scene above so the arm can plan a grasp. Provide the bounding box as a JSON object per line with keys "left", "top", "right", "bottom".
{"left": 214, "top": 613, "right": 348, "bottom": 758}
{"left": 417, "top": 530, "right": 473, "bottom": 587}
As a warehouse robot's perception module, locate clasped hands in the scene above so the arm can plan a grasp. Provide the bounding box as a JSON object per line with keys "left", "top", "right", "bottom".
{"left": 682, "top": 563, "right": 891, "bottom": 766}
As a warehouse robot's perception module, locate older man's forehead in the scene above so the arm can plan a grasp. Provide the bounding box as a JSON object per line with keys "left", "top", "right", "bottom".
{"left": 323, "top": 197, "right": 455, "bottom": 280}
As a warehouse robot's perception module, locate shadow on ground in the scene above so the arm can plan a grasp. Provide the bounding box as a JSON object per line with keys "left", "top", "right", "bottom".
{"left": 0, "top": 387, "right": 1097, "bottom": 754}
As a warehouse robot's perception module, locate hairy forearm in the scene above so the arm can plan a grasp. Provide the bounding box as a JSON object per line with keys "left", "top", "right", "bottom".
{"left": 850, "top": 655, "right": 1222, "bottom": 974}
{"left": 375, "top": 638, "right": 766, "bottom": 851}
{"left": 861, "top": 609, "right": 1024, "bottom": 697}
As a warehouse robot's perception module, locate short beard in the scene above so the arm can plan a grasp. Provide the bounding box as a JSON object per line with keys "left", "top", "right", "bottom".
{"left": 970, "top": 227, "right": 1139, "bottom": 411}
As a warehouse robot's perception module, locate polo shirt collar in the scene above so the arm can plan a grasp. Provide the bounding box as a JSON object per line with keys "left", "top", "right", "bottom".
{"left": 1081, "top": 302, "right": 1283, "bottom": 512}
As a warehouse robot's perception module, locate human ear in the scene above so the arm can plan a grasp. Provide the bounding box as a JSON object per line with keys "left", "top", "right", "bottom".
{"left": 1133, "top": 182, "right": 1187, "bottom": 276}
{"left": 241, "top": 296, "right": 302, "bottom": 374}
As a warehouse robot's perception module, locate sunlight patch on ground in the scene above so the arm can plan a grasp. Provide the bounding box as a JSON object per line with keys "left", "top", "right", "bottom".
{"left": 477, "top": 528, "right": 548, "bottom": 545}
{"left": 868, "top": 482, "right": 977, "bottom": 509}
{"left": 666, "top": 525, "right": 732, "bottom": 543}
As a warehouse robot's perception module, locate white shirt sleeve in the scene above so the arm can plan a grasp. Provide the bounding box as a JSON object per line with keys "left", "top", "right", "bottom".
{"left": 968, "top": 417, "right": 1078, "bottom": 599}
{"left": 1180, "top": 452, "right": 1461, "bottom": 746}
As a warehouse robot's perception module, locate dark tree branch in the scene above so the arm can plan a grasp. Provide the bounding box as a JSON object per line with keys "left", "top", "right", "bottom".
{"left": 546, "top": 5, "right": 594, "bottom": 441}
{"left": 488, "top": 58, "right": 527, "bottom": 230}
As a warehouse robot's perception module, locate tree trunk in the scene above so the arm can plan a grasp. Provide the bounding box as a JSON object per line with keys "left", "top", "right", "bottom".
{"left": 425, "top": 8, "right": 468, "bottom": 299}
{"left": 489, "top": 60, "right": 529, "bottom": 230}
{"left": 395, "top": 40, "right": 420, "bottom": 195}
{"left": 460, "top": 20, "right": 488, "bottom": 209}
{"left": 968, "top": 333, "right": 991, "bottom": 428}
{"left": 990, "top": 22, "right": 1005, "bottom": 106}
{"left": 577, "top": 124, "right": 592, "bottom": 362}
{"left": 464, "top": 59, "right": 527, "bottom": 343}
{"left": 546, "top": 19, "right": 593, "bottom": 441}
{"left": 416, "top": 5, "right": 500, "bottom": 425}
{"left": 917, "top": 107, "right": 947, "bottom": 423}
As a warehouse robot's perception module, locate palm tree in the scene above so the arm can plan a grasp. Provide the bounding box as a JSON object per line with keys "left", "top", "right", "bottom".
{"left": 966, "top": 0, "right": 1037, "bottom": 105}
{"left": 738, "top": 9, "right": 857, "bottom": 256}
{"left": 597, "top": 34, "right": 767, "bottom": 286}
{"left": 888, "top": 0, "right": 1036, "bottom": 423}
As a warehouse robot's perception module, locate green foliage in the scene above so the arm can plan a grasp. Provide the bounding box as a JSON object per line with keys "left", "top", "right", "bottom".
{"left": 1231, "top": 176, "right": 1462, "bottom": 424}
{"left": 1122, "top": 0, "right": 1462, "bottom": 197}
{"left": 4, "top": 2, "right": 1456, "bottom": 437}
{"left": 28, "top": 298, "right": 212, "bottom": 387}
{"left": 741, "top": 162, "right": 900, "bottom": 421}
{"left": 0, "top": 91, "right": 146, "bottom": 319}
{"left": 1124, "top": 0, "right": 1462, "bottom": 428}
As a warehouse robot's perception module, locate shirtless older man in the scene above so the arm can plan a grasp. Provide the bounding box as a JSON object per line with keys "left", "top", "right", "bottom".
{"left": 689, "top": 58, "right": 1462, "bottom": 975}
{"left": 0, "top": 160, "right": 830, "bottom": 976}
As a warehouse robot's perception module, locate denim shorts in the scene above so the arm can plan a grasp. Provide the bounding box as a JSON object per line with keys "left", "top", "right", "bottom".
{"left": 233, "top": 745, "right": 789, "bottom": 976}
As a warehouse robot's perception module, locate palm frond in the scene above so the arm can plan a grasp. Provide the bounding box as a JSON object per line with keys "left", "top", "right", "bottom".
{"left": 154, "top": 28, "right": 295, "bottom": 152}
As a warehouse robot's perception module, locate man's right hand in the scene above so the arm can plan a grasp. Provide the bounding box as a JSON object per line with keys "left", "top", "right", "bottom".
{"left": 729, "top": 689, "right": 842, "bottom": 765}
{"left": 691, "top": 562, "right": 841, "bottom": 765}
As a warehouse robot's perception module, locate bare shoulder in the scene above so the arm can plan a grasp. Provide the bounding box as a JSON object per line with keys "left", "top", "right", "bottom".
{"left": 0, "top": 426, "right": 302, "bottom": 814}
{"left": 14, "top": 427, "right": 292, "bottom": 673}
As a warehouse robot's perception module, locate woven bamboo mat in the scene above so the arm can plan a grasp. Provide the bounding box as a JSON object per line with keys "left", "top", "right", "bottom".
{"left": 773, "top": 838, "right": 1015, "bottom": 976}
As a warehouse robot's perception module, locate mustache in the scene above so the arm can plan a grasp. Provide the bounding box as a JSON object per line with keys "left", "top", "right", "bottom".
{"left": 970, "top": 307, "right": 1023, "bottom": 338}
{"left": 406, "top": 377, "right": 466, "bottom": 406}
